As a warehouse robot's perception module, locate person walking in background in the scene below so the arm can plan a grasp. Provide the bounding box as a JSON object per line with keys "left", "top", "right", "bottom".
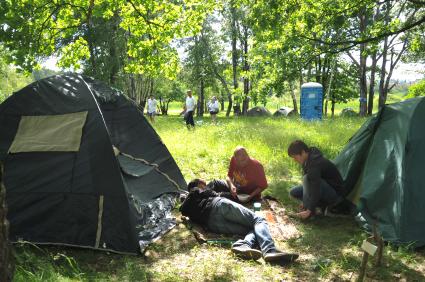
{"left": 146, "top": 94, "right": 158, "bottom": 123}
{"left": 207, "top": 96, "right": 220, "bottom": 124}
{"left": 184, "top": 90, "right": 195, "bottom": 129}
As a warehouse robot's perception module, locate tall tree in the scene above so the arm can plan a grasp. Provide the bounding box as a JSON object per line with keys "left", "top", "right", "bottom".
{"left": 183, "top": 15, "right": 222, "bottom": 117}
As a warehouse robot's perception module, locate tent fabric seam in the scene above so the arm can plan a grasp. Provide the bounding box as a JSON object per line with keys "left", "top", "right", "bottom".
{"left": 119, "top": 151, "right": 186, "bottom": 193}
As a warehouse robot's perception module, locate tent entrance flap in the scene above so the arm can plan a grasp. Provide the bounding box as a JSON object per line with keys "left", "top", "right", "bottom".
{"left": 9, "top": 111, "right": 88, "bottom": 153}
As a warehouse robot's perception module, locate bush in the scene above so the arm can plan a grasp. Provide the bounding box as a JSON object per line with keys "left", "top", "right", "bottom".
{"left": 406, "top": 79, "right": 425, "bottom": 99}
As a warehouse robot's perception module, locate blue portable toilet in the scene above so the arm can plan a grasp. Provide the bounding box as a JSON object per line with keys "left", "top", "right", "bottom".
{"left": 300, "top": 82, "right": 323, "bottom": 120}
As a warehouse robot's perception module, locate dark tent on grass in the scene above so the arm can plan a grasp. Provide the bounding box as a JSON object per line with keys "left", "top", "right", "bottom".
{"left": 273, "top": 107, "right": 296, "bottom": 117}
{"left": 247, "top": 106, "right": 272, "bottom": 117}
{"left": 334, "top": 97, "right": 425, "bottom": 247}
{"left": 0, "top": 74, "right": 186, "bottom": 254}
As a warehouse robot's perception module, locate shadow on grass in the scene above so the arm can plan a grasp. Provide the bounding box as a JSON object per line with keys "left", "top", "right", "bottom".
{"left": 13, "top": 173, "right": 425, "bottom": 281}
{"left": 13, "top": 221, "right": 198, "bottom": 281}
{"left": 264, "top": 180, "right": 425, "bottom": 281}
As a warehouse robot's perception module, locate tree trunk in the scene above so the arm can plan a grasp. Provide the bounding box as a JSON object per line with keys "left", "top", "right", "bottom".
{"left": 359, "top": 47, "right": 368, "bottom": 116}
{"left": 324, "top": 58, "right": 336, "bottom": 116}
{"left": 381, "top": 38, "right": 408, "bottom": 107}
{"left": 227, "top": 94, "right": 233, "bottom": 117}
{"left": 289, "top": 81, "right": 299, "bottom": 114}
{"left": 0, "top": 162, "right": 14, "bottom": 282}
{"left": 367, "top": 4, "right": 382, "bottom": 115}
{"left": 159, "top": 98, "right": 168, "bottom": 115}
{"left": 299, "top": 69, "right": 304, "bottom": 89}
{"left": 242, "top": 24, "right": 250, "bottom": 115}
{"left": 109, "top": 12, "right": 119, "bottom": 85}
{"left": 230, "top": 1, "right": 239, "bottom": 116}
{"left": 358, "top": 8, "right": 368, "bottom": 116}
{"left": 197, "top": 79, "right": 205, "bottom": 117}
{"left": 368, "top": 51, "right": 378, "bottom": 115}
{"left": 378, "top": 36, "right": 389, "bottom": 109}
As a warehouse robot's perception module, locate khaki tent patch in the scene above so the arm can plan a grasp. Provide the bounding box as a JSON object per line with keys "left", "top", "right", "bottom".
{"left": 9, "top": 111, "right": 88, "bottom": 153}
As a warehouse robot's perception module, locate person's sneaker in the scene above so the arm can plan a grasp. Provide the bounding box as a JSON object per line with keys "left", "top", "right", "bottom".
{"left": 231, "top": 245, "right": 262, "bottom": 260}
{"left": 263, "top": 250, "right": 299, "bottom": 263}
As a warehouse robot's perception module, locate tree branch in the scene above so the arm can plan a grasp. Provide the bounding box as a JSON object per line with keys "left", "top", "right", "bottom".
{"left": 127, "top": 0, "right": 165, "bottom": 29}
{"left": 299, "top": 14, "right": 425, "bottom": 47}
{"left": 389, "top": 82, "right": 397, "bottom": 91}
{"left": 346, "top": 51, "right": 360, "bottom": 67}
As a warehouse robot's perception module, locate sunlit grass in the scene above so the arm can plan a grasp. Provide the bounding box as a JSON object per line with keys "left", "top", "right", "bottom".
{"left": 13, "top": 114, "right": 425, "bottom": 281}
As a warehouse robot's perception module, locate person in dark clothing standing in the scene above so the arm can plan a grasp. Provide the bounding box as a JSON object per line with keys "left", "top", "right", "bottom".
{"left": 179, "top": 180, "right": 299, "bottom": 263}
{"left": 287, "top": 140, "right": 348, "bottom": 220}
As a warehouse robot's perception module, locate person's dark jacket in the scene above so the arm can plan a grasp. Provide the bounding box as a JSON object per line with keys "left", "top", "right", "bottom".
{"left": 303, "top": 147, "right": 345, "bottom": 211}
{"left": 206, "top": 179, "right": 236, "bottom": 201}
{"left": 179, "top": 188, "right": 219, "bottom": 225}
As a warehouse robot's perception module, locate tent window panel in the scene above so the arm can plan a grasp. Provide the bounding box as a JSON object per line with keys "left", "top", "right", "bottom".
{"left": 117, "top": 155, "right": 155, "bottom": 177}
{"left": 9, "top": 111, "right": 88, "bottom": 153}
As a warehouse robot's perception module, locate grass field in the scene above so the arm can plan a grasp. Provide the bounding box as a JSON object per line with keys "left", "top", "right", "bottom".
{"left": 12, "top": 114, "right": 425, "bottom": 281}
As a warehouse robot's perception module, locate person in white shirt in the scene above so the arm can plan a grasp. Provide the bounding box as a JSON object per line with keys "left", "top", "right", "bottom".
{"left": 207, "top": 96, "right": 220, "bottom": 124}
{"left": 147, "top": 95, "right": 158, "bottom": 123}
{"left": 184, "top": 90, "right": 195, "bottom": 129}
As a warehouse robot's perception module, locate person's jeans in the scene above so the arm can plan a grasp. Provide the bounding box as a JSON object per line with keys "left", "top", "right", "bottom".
{"left": 290, "top": 175, "right": 341, "bottom": 211}
{"left": 206, "top": 198, "right": 276, "bottom": 254}
{"left": 186, "top": 110, "right": 194, "bottom": 127}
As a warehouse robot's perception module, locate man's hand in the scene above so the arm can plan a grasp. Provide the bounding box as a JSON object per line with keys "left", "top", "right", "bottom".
{"left": 294, "top": 209, "right": 312, "bottom": 220}
{"left": 230, "top": 185, "right": 238, "bottom": 198}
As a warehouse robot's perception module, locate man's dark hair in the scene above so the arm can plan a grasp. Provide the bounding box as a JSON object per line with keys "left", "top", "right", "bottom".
{"left": 287, "top": 140, "right": 309, "bottom": 156}
{"left": 187, "top": 178, "right": 202, "bottom": 192}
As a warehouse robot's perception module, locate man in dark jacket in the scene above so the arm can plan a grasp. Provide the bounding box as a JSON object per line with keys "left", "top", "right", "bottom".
{"left": 179, "top": 180, "right": 299, "bottom": 263}
{"left": 287, "top": 140, "right": 347, "bottom": 220}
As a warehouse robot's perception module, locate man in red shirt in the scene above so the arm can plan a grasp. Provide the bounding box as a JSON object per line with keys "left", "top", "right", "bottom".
{"left": 226, "top": 146, "right": 268, "bottom": 202}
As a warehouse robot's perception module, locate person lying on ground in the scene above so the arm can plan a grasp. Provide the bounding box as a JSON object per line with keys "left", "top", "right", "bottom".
{"left": 188, "top": 178, "right": 260, "bottom": 204}
{"left": 187, "top": 178, "right": 237, "bottom": 202}
{"left": 226, "top": 146, "right": 268, "bottom": 202}
{"left": 179, "top": 181, "right": 299, "bottom": 263}
{"left": 287, "top": 140, "right": 352, "bottom": 220}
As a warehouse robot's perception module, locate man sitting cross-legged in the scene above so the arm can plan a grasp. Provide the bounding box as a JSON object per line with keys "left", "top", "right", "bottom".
{"left": 179, "top": 180, "right": 299, "bottom": 263}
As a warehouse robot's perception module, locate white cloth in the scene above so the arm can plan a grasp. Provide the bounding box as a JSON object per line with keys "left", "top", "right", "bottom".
{"left": 147, "top": 98, "right": 157, "bottom": 113}
{"left": 208, "top": 100, "right": 219, "bottom": 112}
{"left": 186, "top": 96, "right": 195, "bottom": 112}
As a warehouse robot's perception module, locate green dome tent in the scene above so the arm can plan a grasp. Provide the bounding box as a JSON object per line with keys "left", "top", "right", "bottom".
{"left": 334, "top": 97, "right": 425, "bottom": 247}
{"left": 0, "top": 74, "right": 186, "bottom": 254}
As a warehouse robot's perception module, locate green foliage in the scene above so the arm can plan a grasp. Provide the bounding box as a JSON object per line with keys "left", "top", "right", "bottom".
{"left": 183, "top": 15, "right": 222, "bottom": 91}
{"left": 32, "top": 68, "right": 61, "bottom": 81}
{"left": 0, "top": 0, "right": 217, "bottom": 78}
{"left": 156, "top": 77, "right": 186, "bottom": 103}
{"left": 155, "top": 76, "right": 186, "bottom": 114}
{"left": 330, "top": 61, "right": 358, "bottom": 103}
{"left": 0, "top": 45, "right": 33, "bottom": 101}
{"left": 406, "top": 79, "right": 425, "bottom": 99}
